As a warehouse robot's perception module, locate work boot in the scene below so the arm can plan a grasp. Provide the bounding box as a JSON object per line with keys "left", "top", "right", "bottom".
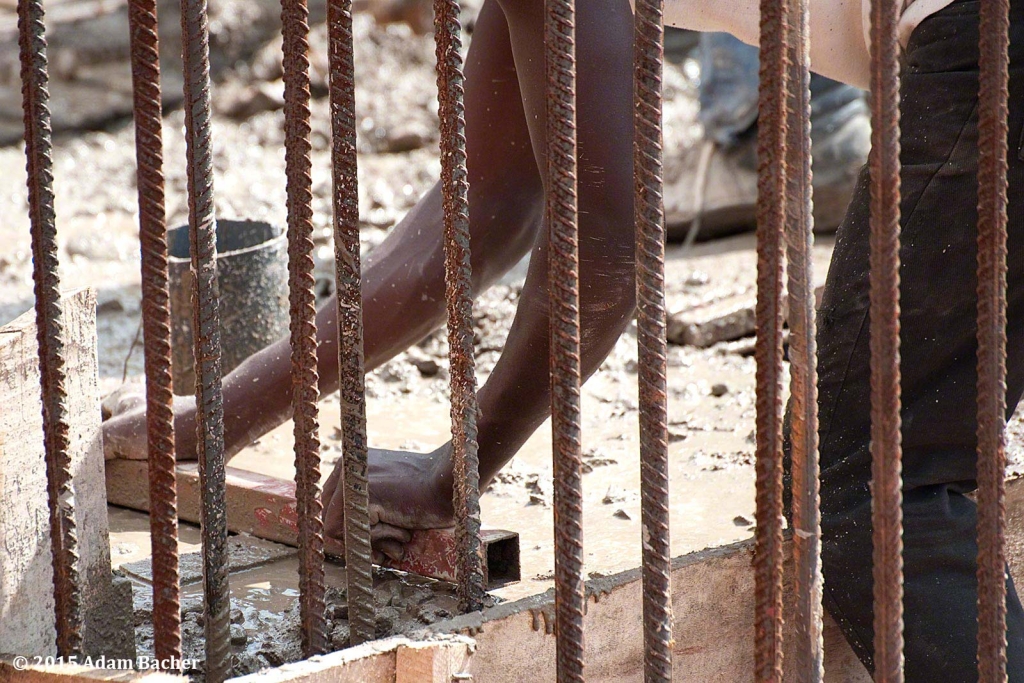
{"left": 664, "top": 105, "right": 870, "bottom": 242}
{"left": 664, "top": 33, "right": 871, "bottom": 243}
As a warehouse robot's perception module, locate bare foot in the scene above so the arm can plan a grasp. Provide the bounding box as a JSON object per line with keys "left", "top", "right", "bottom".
{"left": 322, "top": 443, "right": 455, "bottom": 563}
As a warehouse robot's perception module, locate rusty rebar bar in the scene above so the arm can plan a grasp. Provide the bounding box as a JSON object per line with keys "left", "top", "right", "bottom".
{"left": 754, "top": 0, "right": 790, "bottom": 679}
{"left": 126, "top": 0, "right": 183, "bottom": 665}
{"left": 432, "top": 0, "right": 486, "bottom": 614}
{"left": 633, "top": 0, "right": 672, "bottom": 680}
{"left": 975, "top": 0, "right": 1011, "bottom": 678}
{"left": 867, "top": 0, "right": 904, "bottom": 679}
{"left": 784, "top": 0, "right": 822, "bottom": 679}
{"left": 179, "top": 0, "right": 230, "bottom": 677}
{"left": 281, "top": 0, "right": 328, "bottom": 657}
{"left": 545, "top": 0, "right": 585, "bottom": 680}
{"left": 17, "top": 0, "right": 85, "bottom": 658}
{"left": 326, "top": 0, "right": 375, "bottom": 645}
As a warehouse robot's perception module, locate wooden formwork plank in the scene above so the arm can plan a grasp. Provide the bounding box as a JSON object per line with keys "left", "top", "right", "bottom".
{"left": 0, "top": 289, "right": 134, "bottom": 659}
{"left": 422, "top": 477, "right": 1024, "bottom": 682}
{"left": 2, "top": 638, "right": 474, "bottom": 683}
{"left": 105, "top": 461, "right": 519, "bottom": 587}
{"left": 394, "top": 639, "right": 474, "bottom": 683}
{"left": 0, "top": 659, "right": 184, "bottom": 683}
{"left": 225, "top": 636, "right": 474, "bottom": 683}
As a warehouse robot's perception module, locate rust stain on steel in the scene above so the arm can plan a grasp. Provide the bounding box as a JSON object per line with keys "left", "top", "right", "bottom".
{"left": 432, "top": 0, "right": 486, "bottom": 614}
{"left": 754, "top": 0, "right": 789, "bottom": 678}
{"left": 633, "top": 0, "right": 673, "bottom": 680}
{"left": 179, "top": 0, "right": 230, "bottom": 678}
{"left": 17, "top": 0, "right": 85, "bottom": 658}
{"left": 281, "top": 0, "right": 328, "bottom": 657}
{"left": 867, "top": 0, "right": 905, "bottom": 679}
{"left": 784, "top": 0, "right": 823, "bottom": 679}
{"left": 545, "top": 0, "right": 585, "bottom": 680}
{"left": 325, "top": 0, "right": 375, "bottom": 646}
{"left": 383, "top": 528, "right": 519, "bottom": 588}
{"left": 127, "top": 0, "right": 183, "bottom": 664}
{"left": 975, "top": 0, "right": 1011, "bottom": 678}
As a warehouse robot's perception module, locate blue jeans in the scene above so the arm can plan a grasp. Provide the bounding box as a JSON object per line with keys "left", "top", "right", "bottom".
{"left": 697, "top": 32, "right": 865, "bottom": 146}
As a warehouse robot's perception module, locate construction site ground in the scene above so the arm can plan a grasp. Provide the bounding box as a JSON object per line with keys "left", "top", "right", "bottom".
{"left": 4, "top": 1, "right": 1024, "bottom": 676}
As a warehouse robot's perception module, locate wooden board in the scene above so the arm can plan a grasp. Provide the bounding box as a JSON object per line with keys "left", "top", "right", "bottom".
{"left": 0, "top": 289, "right": 134, "bottom": 660}
{"left": 106, "top": 460, "right": 519, "bottom": 587}
{"left": 424, "top": 477, "right": 1024, "bottom": 682}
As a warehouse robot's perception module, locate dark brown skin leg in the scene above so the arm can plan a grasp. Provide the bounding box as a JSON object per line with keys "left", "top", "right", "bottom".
{"left": 104, "top": 0, "right": 637, "bottom": 553}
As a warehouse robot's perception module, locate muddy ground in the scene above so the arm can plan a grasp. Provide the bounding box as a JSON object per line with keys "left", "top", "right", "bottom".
{"left": 3, "top": 1, "right": 1024, "bottom": 678}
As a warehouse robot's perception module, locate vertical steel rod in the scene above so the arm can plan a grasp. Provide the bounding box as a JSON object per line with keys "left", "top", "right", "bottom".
{"left": 785, "top": 0, "right": 822, "bottom": 678}
{"left": 754, "top": 0, "right": 790, "bottom": 678}
{"left": 281, "top": 0, "right": 329, "bottom": 657}
{"left": 867, "top": 0, "right": 905, "bottom": 680}
{"left": 633, "top": 0, "right": 672, "bottom": 680}
{"left": 127, "top": 0, "right": 183, "bottom": 665}
{"left": 326, "top": 0, "right": 375, "bottom": 645}
{"left": 17, "top": 0, "right": 85, "bottom": 658}
{"left": 975, "top": 0, "right": 1011, "bottom": 678}
{"left": 545, "top": 0, "right": 585, "bottom": 680}
{"left": 432, "top": 0, "right": 486, "bottom": 613}
{"left": 179, "top": 0, "right": 230, "bottom": 677}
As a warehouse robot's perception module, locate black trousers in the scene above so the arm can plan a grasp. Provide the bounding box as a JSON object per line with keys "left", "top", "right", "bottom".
{"left": 786, "top": 0, "right": 1024, "bottom": 679}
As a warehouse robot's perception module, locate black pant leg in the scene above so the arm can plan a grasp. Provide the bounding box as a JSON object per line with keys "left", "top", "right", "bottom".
{"left": 793, "top": 1, "right": 1024, "bottom": 680}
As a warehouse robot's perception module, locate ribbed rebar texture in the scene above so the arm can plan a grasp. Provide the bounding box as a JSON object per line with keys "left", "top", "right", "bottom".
{"left": 432, "top": 0, "right": 486, "bottom": 614}
{"left": 545, "top": 0, "right": 584, "bottom": 680}
{"left": 127, "top": 0, "right": 183, "bottom": 664}
{"left": 281, "top": 0, "right": 328, "bottom": 657}
{"left": 754, "top": 0, "right": 790, "bottom": 679}
{"left": 633, "top": 0, "right": 672, "bottom": 681}
{"left": 179, "top": 0, "right": 230, "bottom": 678}
{"left": 326, "top": 0, "right": 375, "bottom": 645}
{"left": 867, "top": 0, "right": 904, "bottom": 679}
{"left": 17, "top": 0, "right": 84, "bottom": 658}
{"left": 975, "top": 0, "right": 1011, "bottom": 679}
{"left": 784, "top": 0, "right": 822, "bottom": 679}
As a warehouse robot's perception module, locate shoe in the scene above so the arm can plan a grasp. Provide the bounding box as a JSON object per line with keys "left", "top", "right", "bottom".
{"left": 664, "top": 101, "right": 871, "bottom": 243}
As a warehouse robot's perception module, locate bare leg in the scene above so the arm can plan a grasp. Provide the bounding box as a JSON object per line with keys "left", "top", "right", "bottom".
{"left": 325, "top": 0, "right": 639, "bottom": 541}
{"left": 105, "top": 0, "right": 640, "bottom": 549}
{"left": 104, "top": 0, "right": 544, "bottom": 459}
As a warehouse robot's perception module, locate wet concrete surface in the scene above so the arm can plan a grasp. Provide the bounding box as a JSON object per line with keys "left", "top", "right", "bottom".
{"left": 116, "top": 513, "right": 474, "bottom": 680}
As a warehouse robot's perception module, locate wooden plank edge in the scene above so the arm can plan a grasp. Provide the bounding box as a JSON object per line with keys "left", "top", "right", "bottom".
{"left": 104, "top": 460, "right": 520, "bottom": 588}
{"left": 0, "top": 658, "right": 184, "bottom": 683}
{"left": 417, "top": 477, "right": 1024, "bottom": 682}
{"left": 226, "top": 635, "right": 474, "bottom": 683}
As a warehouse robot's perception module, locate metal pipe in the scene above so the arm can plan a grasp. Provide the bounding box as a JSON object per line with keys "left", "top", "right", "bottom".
{"left": 17, "top": 0, "right": 85, "bottom": 658}
{"left": 633, "top": 0, "right": 672, "bottom": 680}
{"left": 179, "top": 0, "right": 230, "bottom": 677}
{"left": 325, "top": 0, "right": 376, "bottom": 646}
{"left": 281, "top": 0, "right": 329, "bottom": 657}
{"left": 545, "top": 0, "right": 585, "bottom": 680}
{"left": 975, "top": 0, "right": 1011, "bottom": 678}
{"left": 784, "top": 0, "right": 823, "bottom": 678}
{"left": 754, "top": 0, "right": 790, "bottom": 678}
{"left": 126, "top": 0, "right": 183, "bottom": 665}
{"left": 867, "top": 0, "right": 905, "bottom": 679}
{"left": 432, "top": 0, "right": 486, "bottom": 614}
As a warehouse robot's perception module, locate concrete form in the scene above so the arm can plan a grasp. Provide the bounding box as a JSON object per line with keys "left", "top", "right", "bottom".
{"left": 0, "top": 289, "right": 134, "bottom": 660}
{"left": 18, "top": 473, "right": 1024, "bottom": 680}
